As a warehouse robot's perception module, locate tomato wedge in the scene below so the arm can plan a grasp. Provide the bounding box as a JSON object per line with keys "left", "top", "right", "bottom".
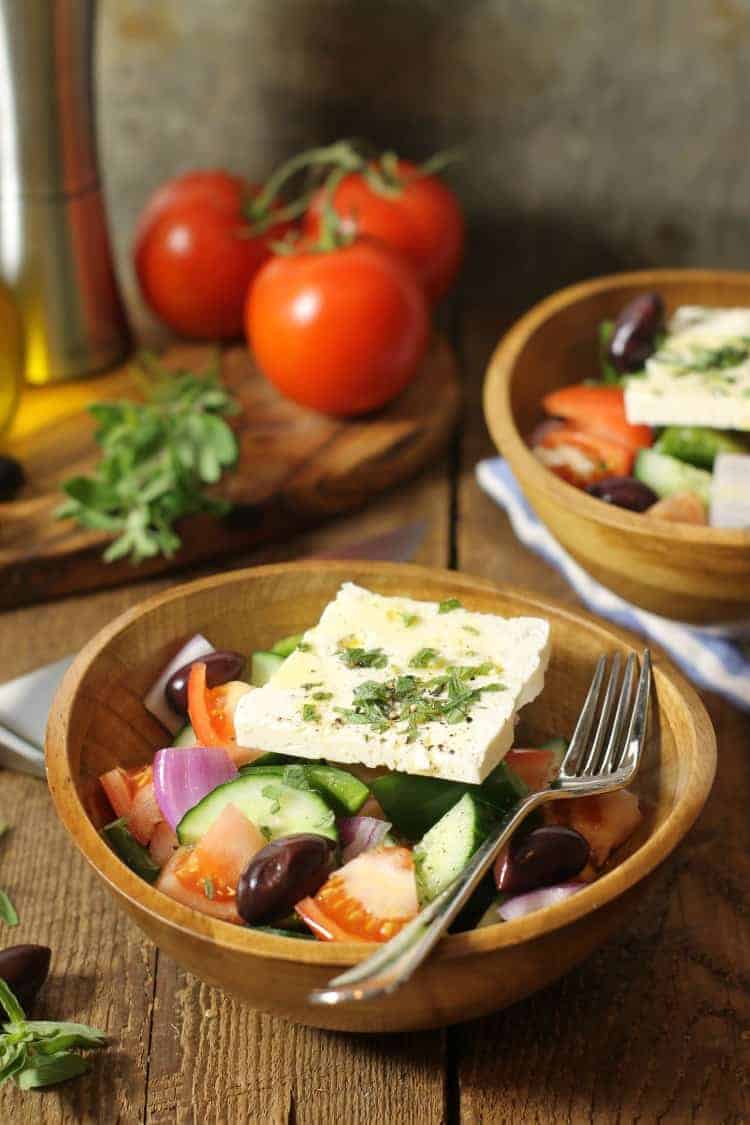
{"left": 157, "top": 804, "right": 266, "bottom": 922}
{"left": 546, "top": 789, "right": 642, "bottom": 868}
{"left": 542, "top": 384, "right": 652, "bottom": 453}
{"left": 535, "top": 424, "right": 633, "bottom": 486}
{"left": 100, "top": 763, "right": 153, "bottom": 820}
{"left": 505, "top": 749, "right": 559, "bottom": 793}
{"left": 296, "top": 846, "right": 419, "bottom": 942}
{"left": 187, "top": 662, "right": 259, "bottom": 765}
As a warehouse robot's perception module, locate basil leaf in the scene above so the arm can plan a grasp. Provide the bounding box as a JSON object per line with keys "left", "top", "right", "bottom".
{"left": 0, "top": 979, "right": 26, "bottom": 1024}
{"left": 20, "top": 1021, "right": 106, "bottom": 1053}
{"left": 16, "top": 1051, "right": 90, "bottom": 1090}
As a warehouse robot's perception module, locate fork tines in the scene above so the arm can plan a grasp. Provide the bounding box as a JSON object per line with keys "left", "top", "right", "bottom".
{"left": 560, "top": 650, "right": 651, "bottom": 783}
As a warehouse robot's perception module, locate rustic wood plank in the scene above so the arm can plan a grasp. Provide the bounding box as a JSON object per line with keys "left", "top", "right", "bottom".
{"left": 0, "top": 339, "right": 459, "bottom": 611}
{"left": 453, "top": 305, "right": 750, "bottom": 1123}
{"left": 139, "top": 470, "right": 452, "bottom": 1124}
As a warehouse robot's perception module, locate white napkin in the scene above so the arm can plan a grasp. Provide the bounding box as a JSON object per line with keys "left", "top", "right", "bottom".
{"left": 0, "top": 656, "right": 73, "bottom": 777}
{"left": 477, "top": 457, "right": 750, "bottom": 712}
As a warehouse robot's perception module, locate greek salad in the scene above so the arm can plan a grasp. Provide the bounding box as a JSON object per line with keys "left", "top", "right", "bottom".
{"left": 97, "top": 585, "right": 642, "bottom": 942}
{"left": 531, "top": 294, "right": 750, "bottom": 528}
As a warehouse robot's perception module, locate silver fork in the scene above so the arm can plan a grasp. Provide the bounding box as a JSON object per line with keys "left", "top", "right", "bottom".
{"left": 310, "top": 649, "right": 651, "bottom": 1006}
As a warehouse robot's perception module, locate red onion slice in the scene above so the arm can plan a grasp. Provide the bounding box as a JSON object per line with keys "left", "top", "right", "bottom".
{"left": 338, "top": 816, "right": 391, "bottom": 863}
{"left": 153, "top": 746, "right": 237, "bottom": 829}
{"left": 498, "top": 882, "right": 585, "bottom": 922}
{"left": 144, "top": 634, "right": 214, "bottom": 733}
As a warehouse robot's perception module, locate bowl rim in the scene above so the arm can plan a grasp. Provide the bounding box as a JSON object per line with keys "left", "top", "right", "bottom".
{"left": 46, "top": 560, "right": 717, "bottom": 968}
{"left": 484, "top": 267, "right": 750, "bottom": 548}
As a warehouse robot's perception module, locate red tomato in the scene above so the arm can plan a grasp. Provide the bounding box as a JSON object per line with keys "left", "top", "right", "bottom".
{"left": 295, "top": 846, "right": 419, "bottom": 942}
{"left": 542, "top": 384, "right": 652, "bottom": 452}
{"left": 534, "top": 425, "right": 634, "bottom": 486}
{"left": 304, "top": 160, "right": 464, "bottom": 301}
{"left": 187, "top": 663, "right": 259, "bottom": 765}
{"left": 134, "top": 170, "right": 290, "bottom": 339}
{"left": 156, "top": 804, "right": 265, "bottom": 923}
{"left": 246, "top": 239, "right": 429, "bottom": 416}
{"left": 546, "top": 789, "right": 642, "bottom": 868}
{"left": 100, "top": 763, "right": 153, "bottom": 821}
{"left": 505, "top": 749, "right": 560, "bottom": 793}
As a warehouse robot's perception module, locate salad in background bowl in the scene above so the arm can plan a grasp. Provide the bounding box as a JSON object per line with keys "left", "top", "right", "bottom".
{"left": 483, "top": 269, "right": 750, "bottom": 624}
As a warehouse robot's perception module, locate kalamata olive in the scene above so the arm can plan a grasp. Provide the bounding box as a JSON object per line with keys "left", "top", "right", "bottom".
{"left": 585, "top": 475, "right": 658, "bottom": 512}
{"left": 237, "top": 834, "right": 337, "bottom": 925}
{"left": 494, "top": 826, "right": 589, "bottom": 895}
{"left": 608, "top": 292, "right": 665, "bottom": 373}
{"left": 165, "top": 649, "right": 245, "bottom": 715}
{"left": 0, "top": 944, "right": 51, "bottom": 1009}
{"left": 0, "top": 455, "right": 24, "bottom": 502}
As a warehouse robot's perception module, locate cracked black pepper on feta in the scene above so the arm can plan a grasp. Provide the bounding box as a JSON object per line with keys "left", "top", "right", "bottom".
{"left": 234, "top": 583, "right": 550, "bottom": 783}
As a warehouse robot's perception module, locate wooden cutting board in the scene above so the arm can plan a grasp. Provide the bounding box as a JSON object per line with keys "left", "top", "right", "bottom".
{"left": 0, "top": 337, "right": 459, "bottom": 610}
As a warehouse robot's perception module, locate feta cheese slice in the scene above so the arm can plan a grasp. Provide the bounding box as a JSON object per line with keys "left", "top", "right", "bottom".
{"left": 234, "top": 583, "right": 551, "bottom": 784}
{"left": 624, "top": 306, "right": 750, "bottom": 430}
{"left": 710, "top": 452, "right": 750, "bottom": 529}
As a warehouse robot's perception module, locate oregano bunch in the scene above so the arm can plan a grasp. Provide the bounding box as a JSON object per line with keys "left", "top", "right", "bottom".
{"left": 58, "top": 353, "right": 240, "bottom": 564}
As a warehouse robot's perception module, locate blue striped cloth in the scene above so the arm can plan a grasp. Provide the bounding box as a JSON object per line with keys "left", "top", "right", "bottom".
{"left": 476, "top": 457, "right": 750, "bottom": 712}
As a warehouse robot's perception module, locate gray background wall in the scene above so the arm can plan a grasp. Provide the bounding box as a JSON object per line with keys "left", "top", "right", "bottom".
{"left": 98, "top": 0, "right": 750, "bottom": 339}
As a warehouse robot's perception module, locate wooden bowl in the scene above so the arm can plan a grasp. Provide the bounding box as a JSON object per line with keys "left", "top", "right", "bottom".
{"left": 484, "top": 269, "right": 750, "bottom": 624}
{"left": 46, "top": 562, "right": 715, "bottom": 1032}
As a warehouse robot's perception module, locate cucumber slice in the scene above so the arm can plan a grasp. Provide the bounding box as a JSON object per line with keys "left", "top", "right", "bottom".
{"left": 176, "top": 773, "right": 337, "bottom": 845}
{"left": 634, "top": 448, "right": 712, "bottom": 506}
{"left": 655, "top": 426, "right": 749, "bottom": 470}
{"left": 250, "top": 651, "right": 284, "bottom": 687}
{"left": 270, "top": 633, "right": 304, "bottom": 658}
{"left": 372, "top": 761, "right": 526, "bottom": 840}
{"left": 413, "top": 793, "right": 495, "bottom": 904}
{"left": 101, "top": 818, "right": 161, "bottom": 883}
{"left": 246, "top": 752, "right": 295, "bottom": 767}
{"left": 173, "top": 723, "right": 197, "bottom": 747}
{"left": 237, "top": 762, "right": 369, "bottom": 816}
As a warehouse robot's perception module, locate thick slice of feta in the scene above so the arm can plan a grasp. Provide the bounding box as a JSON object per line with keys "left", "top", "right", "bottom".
{"left": 624, "top": 306, "right": 750, "bottom": 430}
{"left": 234, "top": 583, "right": 550, "bottom": 784}
{"left": 710, "top": 452, "right": 750, "bottom": 529}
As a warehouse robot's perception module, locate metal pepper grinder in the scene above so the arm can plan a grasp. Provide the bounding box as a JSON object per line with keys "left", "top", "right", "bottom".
{"left": 0, "top": 0, "right": 130, "bottom": 384}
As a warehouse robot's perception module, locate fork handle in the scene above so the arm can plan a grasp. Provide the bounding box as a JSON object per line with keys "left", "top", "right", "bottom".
{"left": 310, "top": 789, "right": 549, "bottom": 1005}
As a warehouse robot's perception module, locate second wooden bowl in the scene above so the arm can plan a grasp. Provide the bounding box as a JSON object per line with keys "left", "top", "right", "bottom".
{"left": 46, "top": 562, "right": 715, "bottom": 1032}
{"left": 484, "top": 269, "right": 750, "bottom": 624}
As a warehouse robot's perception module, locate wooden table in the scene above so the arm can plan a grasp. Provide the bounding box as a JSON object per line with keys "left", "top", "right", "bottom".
{"left": 1, "top": 309, "right": 747, "bottom": 1124}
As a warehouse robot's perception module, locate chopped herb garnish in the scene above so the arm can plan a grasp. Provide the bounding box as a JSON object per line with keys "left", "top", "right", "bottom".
{"left": 337, "top": 646, "right": 388, "bottom": 669}
{"left": 297, "top": 642, "right": 312, "bottom": 653}
{"left": 410, "top": 647, "right": 441, "bottom": 669}
{"left": 0, "top": 890, "right": 18, "bottom": 927}
{"left": 312, "top": 691, "right": 333, "bottom": 701}
{"left": 400, "top": 612, "right": 421, "bottom": 627}
{"left": 335, "top": 664, "right": 505, "bottom": 742}
{"left": 262, "top": 784, "right": 283, "bottom": 814}
{"left": 660, "top": 341, "right": 750, "bottom": 375}
{"left": 0, "top": 978, "right": 106, "bottom": 1090}
{"left": 282, "top": 765, "right": 310, "bottom": 790}
{"left": 462, "top": 625, "right": 480, "bottom": 635}
{"left": 438, "top": 598, "right": 463, "bottom": 614}
{"left": 259, "top": 825, "right": 273, "bottom": 840}
{"left": 301, "top": 681, "right": 322, "bottom": 690}
{"left": 202, "top": 877, "right": 215, "bottom": 900}
{"left": 302, "top": 703, "right": 319, "bottom": 722}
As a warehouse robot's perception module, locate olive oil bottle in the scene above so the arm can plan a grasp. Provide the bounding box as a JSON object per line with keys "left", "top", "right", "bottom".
{"left": 0, "top": 282, "right": 22, "bottom": 433}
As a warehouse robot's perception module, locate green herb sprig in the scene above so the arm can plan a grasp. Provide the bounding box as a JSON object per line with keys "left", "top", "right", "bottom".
{"left": 337, "top": 646, "right": 388, "bottom": 669}
{"left": 57, "top": 354, "right": 240, "bottom": 565}
{"left": 0, "top": 979, "right": 106, "bottom": 1091}
{"left": 336, "top": 664, "right": 505, "bottom": 742}
{"left": 0, "top": 890, "right": 18, "bottom": 927}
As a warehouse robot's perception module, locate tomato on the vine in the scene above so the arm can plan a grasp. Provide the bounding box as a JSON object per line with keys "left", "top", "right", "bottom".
{"left": 303, "top": 159, "right": 464, "bottom": 302}
{"left": 246, "top": 237, "right": 429, "bottom": 416}
{"left": 134, "top": 170, "right": 291, "bottom": 340}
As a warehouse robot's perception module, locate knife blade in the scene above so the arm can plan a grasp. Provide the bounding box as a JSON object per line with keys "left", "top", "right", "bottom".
{"left": 0, "top": 522, "right": 427, "bottom": 775}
